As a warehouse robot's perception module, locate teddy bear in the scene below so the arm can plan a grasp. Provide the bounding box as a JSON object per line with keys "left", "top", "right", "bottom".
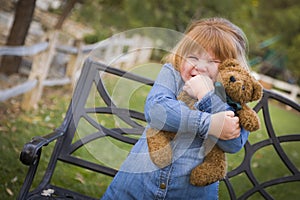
{"left": 146, "top": 58, "right": 263, "bottom": 186}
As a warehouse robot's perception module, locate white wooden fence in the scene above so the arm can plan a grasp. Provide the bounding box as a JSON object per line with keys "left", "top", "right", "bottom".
{"left": 252, "top": 72, "right": 299, "bottom": 103}
{"left": 0, "top": 31, "right": 154, "bottom": 110}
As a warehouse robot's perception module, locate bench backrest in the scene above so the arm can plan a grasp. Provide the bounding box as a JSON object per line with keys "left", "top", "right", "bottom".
{"left": 19, "top": 57, "right": 300, "bottom": 200}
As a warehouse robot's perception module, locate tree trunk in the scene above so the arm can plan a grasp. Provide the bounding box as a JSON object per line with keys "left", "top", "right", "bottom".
{"left": 55, "top": 0, "right": 78, "bottom": 30}
{"left": 0, "top": 0, "right": 36, "bottom": 75}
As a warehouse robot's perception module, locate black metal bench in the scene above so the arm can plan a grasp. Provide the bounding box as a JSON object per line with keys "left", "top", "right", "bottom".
{"left": 18, "top": 57, "right": 300, "bottom": 200}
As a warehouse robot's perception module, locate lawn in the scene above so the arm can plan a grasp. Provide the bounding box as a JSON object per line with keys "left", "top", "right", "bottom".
{"left": 219, "top": 100, "right": 300, "bottom": 199}
{"left": 0, "top": 73, "right": 299, "bottom": 199}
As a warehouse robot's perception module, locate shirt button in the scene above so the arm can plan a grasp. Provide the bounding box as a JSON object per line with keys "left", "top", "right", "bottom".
{"left": 160, "top": 183, "right": 166, "bottom": 189}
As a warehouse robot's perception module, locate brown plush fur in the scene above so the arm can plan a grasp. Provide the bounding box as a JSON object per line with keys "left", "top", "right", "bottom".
{"left": 146, "top": 58, "right": 263, "bottom": 186}
{"left": 219, "top": 59, "right": 263, "bottom": 132}
{"left": 146, "top": 91, "right": 195, "bottom": 168}
{"left": 147, "top": 129, "right": 175, "bottom": 168}
{"left": 189, "top": 139, "right": 226, "bottom": 186}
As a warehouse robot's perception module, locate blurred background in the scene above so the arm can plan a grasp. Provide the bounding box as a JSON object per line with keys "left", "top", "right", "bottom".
{"left": 0, "top": 0, "right": 299, "bottom": 83}
{"left": 0, "top": 0, "right": 299, "bottom": 199}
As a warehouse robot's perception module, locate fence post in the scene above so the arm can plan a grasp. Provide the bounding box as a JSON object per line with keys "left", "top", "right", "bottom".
{"left": 66, "top": 40, "right": 84, "bottom": 89}
{"left": 21, "top": 31, "right": 58, "bottom": 110}
{"left": 289, "top": 85, "right": 299, "bottom": 102}
{"left": 135, "top": 36, "right": 153, "bottom": 64}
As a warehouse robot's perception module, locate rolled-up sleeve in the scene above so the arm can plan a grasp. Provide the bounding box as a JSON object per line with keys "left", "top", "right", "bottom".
{"left": 195, "top": 91, "right": 229, "bottom": 113}
{"left": 208, "top": 128, "right": 249, "bottom": 153}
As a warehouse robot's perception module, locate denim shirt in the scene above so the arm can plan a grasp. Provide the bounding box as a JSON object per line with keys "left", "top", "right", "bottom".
{"left": 101, "top": 63, "right": 249, "bottom": 200}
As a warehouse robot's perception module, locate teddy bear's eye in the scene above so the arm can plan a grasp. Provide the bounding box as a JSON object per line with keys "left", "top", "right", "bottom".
{"left": 230, "top": 76, "right": 236, "bottom": 82}
{"left": 242, "top": 85, "right": 245, "bottom": 90}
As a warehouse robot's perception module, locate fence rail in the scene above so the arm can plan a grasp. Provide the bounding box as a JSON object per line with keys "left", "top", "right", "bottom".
{"left": 0, "top": 80, "right": 37, "bottom": 102}
{"left": 0, "top": 42, "right": 48, "bottom": 56}
{"left": 0, "top": 31, "right": 154, "bottom": 109}
{"left": 252, "top": 72, "right": 299, "bottom": 102}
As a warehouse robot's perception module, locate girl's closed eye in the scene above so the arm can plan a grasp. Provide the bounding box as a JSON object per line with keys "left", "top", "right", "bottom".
{"left": 208, "top": 59, "right": 221, "bottom": 64}
{"left": 187, "top": 55, "right": 199, "bottom": 60}
{"left": 186, "top": 55, "right": 199, "bottom": 66}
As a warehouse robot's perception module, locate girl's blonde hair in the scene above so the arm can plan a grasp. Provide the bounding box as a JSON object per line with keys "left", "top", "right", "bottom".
{"left": 165, "top": 17, "right": 249, "bottom": 71}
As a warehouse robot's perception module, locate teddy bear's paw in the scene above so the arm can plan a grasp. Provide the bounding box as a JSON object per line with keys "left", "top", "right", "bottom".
{"left": 149, "top": 147, "right": 173, "bottom": 168}
{"left": 240, "top": 118, "right": 260, "bottom": 132}
{"left": 189, "top": 146, "right": 226, "bottom": 186}
{"left": 238, "top": 109, "right": 261, "bottom": 132}
{"left": 190, "top": 164, "right": 226, "bottom": 186}
{"left": 146, "top": 129, "right": 175, "bottom": 168}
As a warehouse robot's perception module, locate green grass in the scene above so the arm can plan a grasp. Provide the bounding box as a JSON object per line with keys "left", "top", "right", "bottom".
{"left": 219, "top": 100, "right": 300, "bottom": 199}
{"left": 0, "top": 86, "right": 73, "bottom": 199}
{"left": 1, "top": 74, "right": 299, "bottom": 199}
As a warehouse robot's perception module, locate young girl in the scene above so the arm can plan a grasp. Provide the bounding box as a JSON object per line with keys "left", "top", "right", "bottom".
{"left": 101, "top": 17, "right": 250, "bottom": 200}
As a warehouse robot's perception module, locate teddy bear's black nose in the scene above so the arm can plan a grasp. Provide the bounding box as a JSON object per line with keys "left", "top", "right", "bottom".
{"left": 230, "top": 76, "right": 236, "bottom": 82}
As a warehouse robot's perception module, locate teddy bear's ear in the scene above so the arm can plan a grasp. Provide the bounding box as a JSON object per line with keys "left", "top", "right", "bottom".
{"left": 251, "top": 79, "right": 263, "bottom": 101}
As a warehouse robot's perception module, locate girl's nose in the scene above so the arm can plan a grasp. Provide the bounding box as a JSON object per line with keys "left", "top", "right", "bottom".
{"left": 194, "top": 64, "right": 207, "bottom": 73}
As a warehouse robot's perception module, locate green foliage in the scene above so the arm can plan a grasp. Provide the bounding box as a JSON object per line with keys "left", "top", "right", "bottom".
{"left": 251, "top": 0, "right": 300, "bottom": 82}
{"left": 84, "top": 33, "right": 101, "bottom": 44}
{"left": 287, "top": 34, "right": 300, "bottom": 79}
{"left": 71, "top": 0, "right": 300, "bottom": 83}
{"left": 83, "top": 29, "right": 112, "bottom": 44}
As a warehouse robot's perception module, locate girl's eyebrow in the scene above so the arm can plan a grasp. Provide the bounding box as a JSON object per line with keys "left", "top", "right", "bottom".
{"left": 187, "top": 54, "right": 198, "bottom": 58}
{"left": 187, "top": 52, "right": 198, "bottom": 56}
{"left": 210, "top": 59, "right": 222, "bottom": 63}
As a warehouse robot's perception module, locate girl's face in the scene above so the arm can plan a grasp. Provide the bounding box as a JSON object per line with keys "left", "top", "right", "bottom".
{"left": 180, "top": 51, "right": 221, "bottom": 82}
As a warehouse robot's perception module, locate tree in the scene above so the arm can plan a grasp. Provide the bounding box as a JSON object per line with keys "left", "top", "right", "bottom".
{"left": 55, "top": 0, "right": 78, "bottom": 30}
{"left": 0, "top": 0, "right": 37, "bottom": 75}
{"left": 253, "top": 0, "right": 300, "bottom": 83}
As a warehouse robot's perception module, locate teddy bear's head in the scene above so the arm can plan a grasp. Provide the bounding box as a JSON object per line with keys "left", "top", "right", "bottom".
{"left": 218, "top": 59, "right": 263, "bottom": 105}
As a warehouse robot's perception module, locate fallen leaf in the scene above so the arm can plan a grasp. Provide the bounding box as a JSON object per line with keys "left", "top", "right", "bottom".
{"left": 11, "top": 176, "right": 18, "bottom": 183}
{"left": 41, "top": 189, "right": 54, "bottom": 197}
{"left": 75, "top": 173, "right": 85, "bottom": 184}
{"left": 6, "top": 188, "right": 13, "bottom": 196}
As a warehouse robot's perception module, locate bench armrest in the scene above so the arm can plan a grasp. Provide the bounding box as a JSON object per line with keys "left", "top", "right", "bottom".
{"left": 20, "top": 129, "right": 64, "bottom": 165}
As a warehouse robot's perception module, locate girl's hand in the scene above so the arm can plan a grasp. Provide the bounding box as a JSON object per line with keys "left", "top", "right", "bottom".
{"left": 183, "top": 75, "right": 214, "bottom": 100}
{"left": 208, "top": 111, "right": 241, "bottom": 140}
